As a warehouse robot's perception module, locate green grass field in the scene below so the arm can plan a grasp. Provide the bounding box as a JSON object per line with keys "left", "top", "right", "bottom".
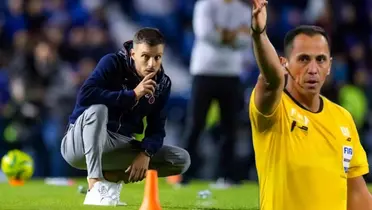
{"left": 3, "top": 178, "right": 372, "bottom": 210}
{"left": 0, "top": 178, "right": 260, "bottom": 210}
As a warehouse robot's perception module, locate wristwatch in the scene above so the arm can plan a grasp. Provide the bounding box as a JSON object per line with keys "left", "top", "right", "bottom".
{"left": 143, "top": 149, "right": 153, "bottom": 158}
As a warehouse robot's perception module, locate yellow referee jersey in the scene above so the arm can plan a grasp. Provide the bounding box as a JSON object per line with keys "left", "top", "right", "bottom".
{"left": 249, "top": 88, "right": 369, "bottom": 210}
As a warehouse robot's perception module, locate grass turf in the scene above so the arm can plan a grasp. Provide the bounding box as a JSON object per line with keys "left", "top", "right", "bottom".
{"left": 2, "top": 179, "right": 371, "bottom": 210}
{"left": 0, "top": 178, "right": 260, "bottom": 210}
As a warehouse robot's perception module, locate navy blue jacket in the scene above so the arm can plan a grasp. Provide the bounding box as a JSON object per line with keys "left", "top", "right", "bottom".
{"left": 69, "top": 41, "right": 171, "bottom": 155}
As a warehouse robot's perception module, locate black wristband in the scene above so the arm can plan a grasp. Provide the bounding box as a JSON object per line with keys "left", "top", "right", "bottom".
{"left": 251, "top": 24, "right": 267, "bottom": 35}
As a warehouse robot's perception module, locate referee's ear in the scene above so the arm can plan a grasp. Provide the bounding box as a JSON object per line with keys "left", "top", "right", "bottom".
{"left": 327, "top": 57, "right": 333, "bottom": 76}
{"left": 279, "top": 56, "right": 288, "bottom": 70}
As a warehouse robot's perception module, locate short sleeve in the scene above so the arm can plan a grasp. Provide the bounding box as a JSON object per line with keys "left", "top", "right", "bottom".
{"left": 347, "top": 114, "right": 369, "bottom": 178}
{"left": 249, "top": 88, "right": 283, "bottom": 132}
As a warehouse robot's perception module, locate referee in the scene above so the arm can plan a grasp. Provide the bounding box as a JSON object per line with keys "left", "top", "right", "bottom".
{"left": 249, "top": 0, "right": 372, "bottom": 209}
{"left": 181, "top": 0, "right": 252, "bottom": 185}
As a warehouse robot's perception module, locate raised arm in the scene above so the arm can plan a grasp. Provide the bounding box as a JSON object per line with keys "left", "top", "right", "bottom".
{"left": 251, "top": 0, "right": 285, "bottom": 115}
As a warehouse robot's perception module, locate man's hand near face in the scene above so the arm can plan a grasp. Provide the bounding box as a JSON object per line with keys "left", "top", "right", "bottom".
{"left": 133, "top": 72, "right": 156, "bottom": 100}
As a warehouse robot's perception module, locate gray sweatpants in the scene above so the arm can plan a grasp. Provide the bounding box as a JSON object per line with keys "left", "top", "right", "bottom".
{"left": 60, "top": 104, "right": 190, "bottom": 179}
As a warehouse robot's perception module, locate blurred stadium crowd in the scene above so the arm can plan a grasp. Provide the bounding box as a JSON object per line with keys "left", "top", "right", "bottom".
{"left": 1, "top": 0, "right": 372, "bottom": 181}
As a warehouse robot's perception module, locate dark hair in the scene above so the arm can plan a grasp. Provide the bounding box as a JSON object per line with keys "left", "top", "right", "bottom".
{"left": 284, "top": 25, "right": 330, "bottom": 56}
{"left": 133, "top": 27, "right": 165, "bottom": 46}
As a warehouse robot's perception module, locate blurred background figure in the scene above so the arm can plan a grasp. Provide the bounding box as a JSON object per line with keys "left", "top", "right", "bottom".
{"left": 0, "top": 0, "right": 371, "bottom": 183}
{"left": 180, "top": 0, "right": 252, "bottom": 188}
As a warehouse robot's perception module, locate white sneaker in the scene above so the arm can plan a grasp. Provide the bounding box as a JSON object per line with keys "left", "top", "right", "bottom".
{"left": 115, "top": 182, "right": 127, "bottom": 206}
{"left": 83, "top": 181, "right": 123, "bottom": 206}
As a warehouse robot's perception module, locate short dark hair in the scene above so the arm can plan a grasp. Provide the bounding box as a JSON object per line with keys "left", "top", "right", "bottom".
{"left": 133, "top": 27, "right": 165, "bottom": 46}
{"left": 284, "top": 25, "right": 330, "bottom": 56}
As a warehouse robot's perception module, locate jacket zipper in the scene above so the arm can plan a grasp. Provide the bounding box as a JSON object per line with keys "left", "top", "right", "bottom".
{"left": 115, "top": 52, "right": 142, "bottom": 133}
{"left": 116, "top": 113, "right": 123, "bottom": 133}
{"left": 131, "top": 72, "right": 141, "bottom": 110}
{"left": 117, "top": 76, "right": 140, "bottom": 133}
{"left": 117, "top": 68, "right": 153, "bottom": 133}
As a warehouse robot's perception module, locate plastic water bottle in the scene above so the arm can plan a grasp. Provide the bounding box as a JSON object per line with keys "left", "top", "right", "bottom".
{"left": 197, "top": 190, "right": 213, "bottom": 207}
{"left": 197, "top": 190, "right": 212, "bottom": 199}
{"left": 78, "top": 185, "right": 87, "bottom": 194}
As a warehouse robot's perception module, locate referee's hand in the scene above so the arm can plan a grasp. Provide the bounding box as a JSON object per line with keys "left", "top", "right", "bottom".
{"left": 251, "top": 0, "right": 268, "bottom": 34}
{"left": 133, "top": 72, "right": 156, "bottom": 100}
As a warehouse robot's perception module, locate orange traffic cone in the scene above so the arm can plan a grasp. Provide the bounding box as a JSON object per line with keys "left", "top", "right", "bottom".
{"left": 139, "top": 170, "right": 161, "bottom": 210}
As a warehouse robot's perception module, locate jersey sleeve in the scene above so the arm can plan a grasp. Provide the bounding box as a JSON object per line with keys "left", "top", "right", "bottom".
{"left": 347, "top": 113, "right": 369, "bottom": 178}
{"left": 249, "top": 88, "right": 283, "bottom": 132}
